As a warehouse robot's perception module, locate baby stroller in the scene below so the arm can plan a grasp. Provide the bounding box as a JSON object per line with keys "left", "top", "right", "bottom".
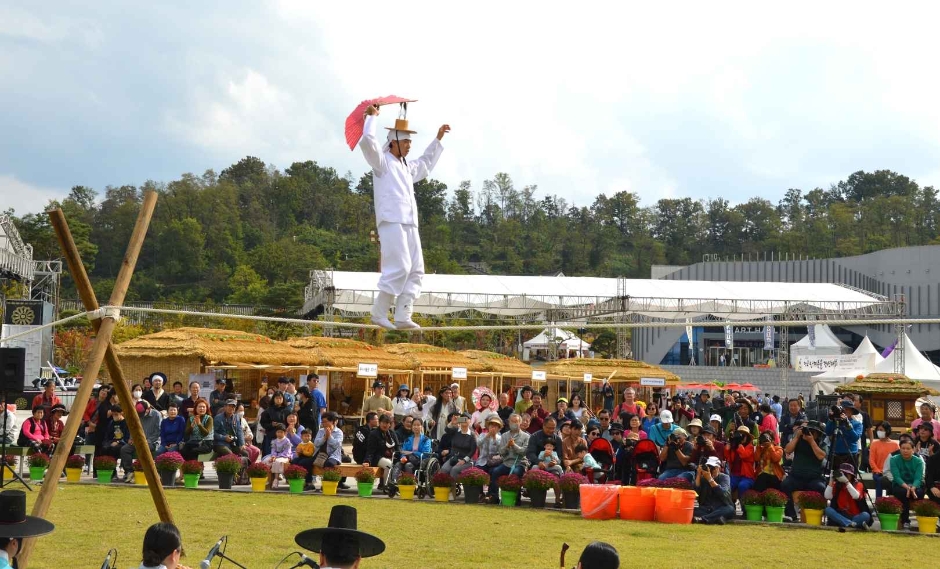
{"left": 587, "top": 437, "right": 616, "bottom": 483}
{"left": 633, "top": 439, "right": 661, "bottom": 484}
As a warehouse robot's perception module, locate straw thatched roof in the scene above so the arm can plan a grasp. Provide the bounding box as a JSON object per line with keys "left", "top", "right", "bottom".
{"left": 544, "top": 358, "right": 681, "bottom": 384}
{"left": 460, "top": 350, "right": 532, "bottom": 375}
{"left": 835, "top": 373, "right": 939, "bottom": 396}
{"left": 284, "top": 336, "right": 412, "bottom": 370}
{"left": 383, "top": 343, "right": 488, "bottom": 372}
{"left": 116, "top": 327, "right": 314, "bottom": 367}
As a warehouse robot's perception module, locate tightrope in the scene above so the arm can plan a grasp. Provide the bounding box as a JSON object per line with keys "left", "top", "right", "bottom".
{"left": 0, "top": 304, "right": 928, "bottom": 341}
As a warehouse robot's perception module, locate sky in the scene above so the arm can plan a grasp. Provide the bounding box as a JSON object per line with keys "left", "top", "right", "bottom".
{"left": 3, "top": 1, "right": 940, "bottom": 216}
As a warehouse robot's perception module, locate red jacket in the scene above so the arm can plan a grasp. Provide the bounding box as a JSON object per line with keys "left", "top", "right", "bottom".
{"left": 725, "top": 442, "right": 756, "bottom": 478}
{"left": 21, "top": 417, "right": 49, "bottom": 443}
{"left": 31, "top": 393, "right": 61, "bottom": 410}
{"left": 829, "top": 482, "right": 865, "bottom": 516}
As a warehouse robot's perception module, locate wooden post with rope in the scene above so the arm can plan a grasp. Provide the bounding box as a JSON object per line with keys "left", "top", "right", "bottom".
{"left": 18, "top": 190, "right": 172, "bottom": 567}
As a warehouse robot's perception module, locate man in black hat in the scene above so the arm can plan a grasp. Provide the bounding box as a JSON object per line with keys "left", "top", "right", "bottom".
{"left": 780, "top": 419, "right": 829, "bottom": 520}
{"left": 361, "top": 381, "right": 392, "bottom": 418}
{"left": 0, "top": 490, "right": 54, "bottom": 568}
{"left": 296, "top": 505, "right": 385, "bottom": 569}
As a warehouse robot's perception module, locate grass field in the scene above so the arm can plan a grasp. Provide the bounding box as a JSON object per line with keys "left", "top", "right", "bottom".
{"left": 24, "top": 485, "right": 924, "bottom": 568}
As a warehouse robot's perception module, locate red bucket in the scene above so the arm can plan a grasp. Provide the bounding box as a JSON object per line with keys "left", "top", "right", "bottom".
{"left": 580, "top": 484, "right": 620, "bottom": 520}
{"left": 619, "top": 486, "right": 656, "bottom": 521}
{"left": 654, "top": 488, "right": 695, "bottom": 524}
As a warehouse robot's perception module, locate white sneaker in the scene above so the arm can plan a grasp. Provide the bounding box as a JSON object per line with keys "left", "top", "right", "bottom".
{"left": 371, "top": 292, "right": 396, "bottom": 330}
{"left": 393, "top": 295, "right": 420, "bottom": 329}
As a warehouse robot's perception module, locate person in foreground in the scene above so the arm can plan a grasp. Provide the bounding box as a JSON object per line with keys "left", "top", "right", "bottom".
{"left": 296, "top": 504, "right": 386, "bottom": 569}
{"left": 693, "top": 456, "right": 734, "bottom": 525}
{"left": 0, "top": 490, "right": 55, "bottom": 569}
{"left": 359, "top": 103, "right": 450, "bottom": 330}
{"left": 576, "top": 541, "right": 619, "bottom": 569}
{"left": 824, "top": 463, "right": 872, "bottom": 531}
{"left": 139, "top": 522, "right": 189, "bottom": 569}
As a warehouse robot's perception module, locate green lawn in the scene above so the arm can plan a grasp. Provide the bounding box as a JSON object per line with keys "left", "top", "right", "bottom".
{"left": 25, "top": 485, "right": 923, "bottom": 568}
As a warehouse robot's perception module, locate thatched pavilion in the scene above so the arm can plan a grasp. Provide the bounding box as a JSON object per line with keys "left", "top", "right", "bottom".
{"left": 545, "top": 358, "right": 681, "bottom": 411}
{"left": 835, "top": 373, "right": 939, "bottom": 428}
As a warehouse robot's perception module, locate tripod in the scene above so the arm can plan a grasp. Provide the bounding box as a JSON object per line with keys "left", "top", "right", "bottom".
{"left": 0, "top": 392, "right": 32, "bottom": 490}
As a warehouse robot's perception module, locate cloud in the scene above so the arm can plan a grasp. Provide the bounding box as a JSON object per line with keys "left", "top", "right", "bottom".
{"left": 0, "top": 175, "right": 67, "bottom": 214}
{"left": 4, "top": 1, "right": 940, "bottom": 217}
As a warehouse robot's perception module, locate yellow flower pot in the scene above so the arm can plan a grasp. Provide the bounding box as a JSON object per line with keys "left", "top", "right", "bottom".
{"left": 322, "top": 480, "right": 339, "bottom": 496}
{"left": 433, "top": 486, "right": 450, "bottom": 502}
{"left": 65, "top": 468, "right": 82, "bottom": 482}
{"left": 917, "top": 516, "right": 938, "bottom": 534}
{"left": 804, "top": 509, "right": 824, "bottom": 526}
{"left": 399, "top": 485, "right": 415, "bottom": 500}
{"left": 134, "top": 471, "right": 147, "bottom": 485}
{"left": 250, "top": 477, "right": 267, "bottom": 492}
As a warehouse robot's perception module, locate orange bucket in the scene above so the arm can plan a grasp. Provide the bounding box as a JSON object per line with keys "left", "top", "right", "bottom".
{"left": 654, "top": 488, "right": 695, "bottom": 524}
{"left": 580, "top": 484, "right": 620, "bottom": 520}
{"left": 619, "top": 486, "right": 656, "bottom": 521}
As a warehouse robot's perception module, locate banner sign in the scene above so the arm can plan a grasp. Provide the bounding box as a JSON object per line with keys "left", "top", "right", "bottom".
{"left": 640, "top": 377, "right": 666, "bottom": 387}
{"left": 763, "top": 317, "right": 774, "bottom": 350}
{"left": 583, "top": 373, "right": 592, "bottom": 383}
{"left": 531, "top": 370, "right": 547, "bottom": 381}
{"left": 452, "top": 367, "right": 467, "bottom": 380}
{"left": 795, "top": 353, "right": 875, "bottom": 373}
{"left": 724, "top": 325, "right": 733, "bottom": 348}
{"left": 807, "top": 324, "right": 816, "bottom": 349}
{"left": 357, "top": 363, "right": 378, "bottom": 378}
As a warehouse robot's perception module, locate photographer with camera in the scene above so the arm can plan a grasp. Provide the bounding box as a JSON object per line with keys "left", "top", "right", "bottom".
{"left": 724, "top": 425, "right": 757, "bottom": 505}
{"left": 826, "top": 400, "right": 863, "bottom": 470}
{"left": 724, "top": 399, "right": 759, "bottom": 441}
{"left": 779, "top": 399, "right": 807, "bottom": 448}
{"left": 693, "top": 456, "right": 734, "bottom": 525}
{"left": 658, "top": 428, "right": 693, "bottom": 480}
{"left": 824, "top": 463, "right": 872, "bottom": 530}
{"left": 679, "top": 424, "right": 725, "bottom": 485}
{"left": 780, "top": 420, "right": 829, "bottom": 520}
{"left": 754, "top": 430, "right": 784, "bottom": 491}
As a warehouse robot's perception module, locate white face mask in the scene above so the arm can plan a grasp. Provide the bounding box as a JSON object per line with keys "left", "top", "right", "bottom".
{"left": 236, "top": 412, "right": 244, "bottom": 418}
{"left": 133, "top": 391, "right": 142, "bottom": 398}
{"left": 876, "top": 431, "right": 886, "bottom": 439}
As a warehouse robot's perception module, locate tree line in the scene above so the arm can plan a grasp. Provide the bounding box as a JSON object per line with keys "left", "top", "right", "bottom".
{"left": 7, "top": 160, "right": 937, "bottom": 313}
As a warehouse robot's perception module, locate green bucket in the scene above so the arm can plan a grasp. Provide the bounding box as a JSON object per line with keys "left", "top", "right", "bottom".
{"left": 29, "top": 467, "right": 46, "bottom": 481}
{"left": 501, "top": 490, "right": 519, "bottom": 507}
{"left": 878, "top": 513, "right": 900, "bottom": 531}
{"left": 96, "top": 470, "right": 114, "bottom": 484}
{"left": 183, "top": 473, "right": 200, "bottom": 489}
{"left": 744, "top": 505, "right": 764, "bottom": 521}
{"left": 765, "top": 506, "right": 785, "bottom": 523}
{"left": 288, "top": 478, "right": 305, "bottom": 494}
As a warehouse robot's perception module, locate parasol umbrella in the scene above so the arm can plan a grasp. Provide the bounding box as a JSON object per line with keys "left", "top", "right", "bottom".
{"left": 724, "top": 383, "right": 742, "bottom": 391}
{"left": 737, "top": 383, "right": 760, "bottom": 392}
{"left": 345, "top": 95, "right": 417, "bottom": 150}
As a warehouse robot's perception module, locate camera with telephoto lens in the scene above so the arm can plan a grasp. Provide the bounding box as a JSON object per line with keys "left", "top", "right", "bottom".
{"left": 829, "top": 405, "right": 845, "bottom": 420}
{"left": 667, "top": 433, "right": 680, "bottom": 447}
{"left": 696, "top": 435, "right": 706, "bottom": 446}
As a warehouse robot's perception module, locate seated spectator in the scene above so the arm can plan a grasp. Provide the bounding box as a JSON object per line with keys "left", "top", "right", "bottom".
{"left": 292, "top": 429, "right": 316, "bottom": 488}
{"left": 562, "top": 420, "right": 588, "bottom": 473}
{"left": 236, "top": 403, "right": 261, "bottom": 464}
{"left": 181, "top": 398, "right": 213, "bottom": 461}
{"left": 550, "top": 397, "right": 577, "bottom": 427}
{"left": 353, "top": 412, "right": 378, "bottom": 465}
{"left": 364, "top": 414, "right": 400, "bottom": 491}
{"left": 519, "top": 413, "right": 532, "bottom": 434}
{"left": 471, "top": 394, "right": 498, "bottom": 432}
{"left": 759, "top": 404, "right": 779, "bottom": 444}
{"left": 608, "top": 423, "right": 625, "bottom": 454}
{"left": 474, "top": 416, "right": 503, "bottom": 476}
{"left": 914, "top": 422, "right": 940, "bottom": 458}
{"left": 285, "top": 413, "right": 305, "bottom": 452}
{"left": 624, "top": 416, "right": 647, "bottom": 441}
{"left": 179, "top": 381, "right": 201, "bottom": 419}
{"left": 824, "top": 463, "right": 871, "bottom": 530}
{"left": 99, "top": 405, "right": 129, "bottom": 480}
{"left": 779, "top": 399, "right": 807, "bottom": 448}
{"left": 527, "top": 416, "right": 564, "bottom": 475}
{"left": 400, "top": 419, "right": 432, "bottom": 474}
{"left": 157, "top": 403, "right": 186, "bottom": 456}
{"left": 525, "top": 394, "right": 549, "bottom": 434}
{"left": 686, "top": 418, "right": 703, "bottom": 440}
{"left": 615, "top": 388, "right": 646, "bottom": 426}
{"left": 693, "top": 456, "right": 734, "bottom": 525}
{"left": 0, "top": 404, "right": 16, "bottom": 446}
{"left": 648, "top": 410, "right": 678, "bottom": 447}
{"left": 440, "top": 415, "right": 477, "bottom": 480}
{"left": 667, "top": 396, "right": 695, "bottom": 429}
{"left": 869, "top": 421, "right": 899, "bottom": 498}
{"left": 911, "top": 401, "right": 940, "bottom": 440}
{"left": 143, "top": 373, "right": 171, "bottom": 413}
{"left": 536, "top": 440, "right": 564, "bottom": 476}
{"left": 488, "top": 413, "right": 529, "bottom": 503}
{"left": 262, "top": 425, "right": 294, "bottom": 489}
{"left": 725, "top": 426, "right": 756, "bottom": 504}
{"left": 709, "top": 414, "right": 724, "bottom": 442}
{"left": 18, "top": 407, "right": 50, "bottom": 454}
{"left": 885, "top": 438, "right": 926, "bottom": 528}
{"left": 259, "top": 392, "right": 290, "bottom": 456}
{"left": 640, "top": 403, "right": 660, "bottom": 434}
{"left": 925, "top": 444, "right": 940, "bottom": 507}
{"left": 121, "top": 401, "right": 162, "bottom": 482}
{"left": 659, "top": 428, "right": 693, "bottom": 480}
{"left": 394, "top": 416, "right": 414, "bottom": 444}
{"left": 781, "top": 420, "right": 828, "bottom": 520}
{"left": 170, "top": 381, "right": 185, "bottom": 407}
{"left": 753, "top": 431, "right": 784, "bottom": 492}
{"left": 31, "top": 382, "right": 60, "bottom": 412}
{"left": 725, "top": 399, "right": 759, "bottom": 441}
{"left": 213, "top": 399, "right": 247, "bottom": 458}
{"left": 44, "top": 404, "right": 67, "bottom": 449}
{"left": 307, "top": 411, "right": 344, "bottom": 490}
{"left": 392, "top": 384, "right": 416, "bottom": 425}
{"left": 577, "top": 443, "right": 603, "bottom": 481}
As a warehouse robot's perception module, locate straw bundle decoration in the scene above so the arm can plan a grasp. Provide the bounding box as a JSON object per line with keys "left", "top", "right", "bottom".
{"left": 834, "top": 373, "right": 939, "bottom": 396}
{"left": 544, "top": 358, "right": 680, "bottom": 383}
{"left": 459, "top": 350, "right": 532, "bottom": 375}
{"left": 285, "top": 336, "right": 412, "bottom": 370}
{"left": 116, "top": 327, "right": 314, "bottom": 366}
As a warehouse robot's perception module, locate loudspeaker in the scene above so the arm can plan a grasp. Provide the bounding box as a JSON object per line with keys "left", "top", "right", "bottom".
{"left": 0, "top": 348, "right": 25, "bottom": 392}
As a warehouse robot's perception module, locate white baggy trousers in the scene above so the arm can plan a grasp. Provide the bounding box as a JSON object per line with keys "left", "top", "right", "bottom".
{"left": 377, "top": 222, "right": 424, "bottom": 298}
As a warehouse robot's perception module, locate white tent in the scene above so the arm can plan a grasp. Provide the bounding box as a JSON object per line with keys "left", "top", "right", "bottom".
{"left": 810, "top": 336, "right": 884, "bottom": 395}
{"left": 523, "top": 328, "right": 590, "bottom": 360}
{"left": 873, "top": 333, "right": 940, "bottom": 383}
{"left": 790, "top": 324, "right": 851, "bottom": 367}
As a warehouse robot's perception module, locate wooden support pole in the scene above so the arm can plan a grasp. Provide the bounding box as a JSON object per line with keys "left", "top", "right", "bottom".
{"left": 18, "top": 191, "right": 166, "bottom": 568}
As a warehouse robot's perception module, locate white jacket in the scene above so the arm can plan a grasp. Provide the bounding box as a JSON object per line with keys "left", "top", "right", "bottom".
{"left": 359, "top": 115, "right": 444, "bottom": 227}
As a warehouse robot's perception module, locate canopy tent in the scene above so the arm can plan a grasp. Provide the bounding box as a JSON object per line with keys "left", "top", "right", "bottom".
{"left": 812, "top": 333, "right": 940, "bottom": 395}
{"left": 810, "top": 336, "right": 884, "bottom": 394}
{"left": 873, "top": 333, "right": 940, "bottom": 383}
{"left": 523, "top": 327, "right": 590, "bottom": 360}
{"left": 789, "top": 324, "right": 851, "bottom": 367}
{"left": 307, "top": 271, "right": 888, "bottom": 319}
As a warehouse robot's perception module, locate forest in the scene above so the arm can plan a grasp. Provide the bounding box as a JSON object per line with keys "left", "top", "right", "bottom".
{"left": 7, "top": 160, "right": 937, "bottom": 315}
